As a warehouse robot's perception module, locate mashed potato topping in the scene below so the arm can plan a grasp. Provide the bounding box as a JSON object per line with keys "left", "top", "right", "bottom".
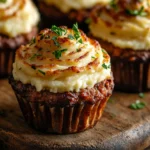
{"left": 43, "top": 0, "right": 111, "bottom": 13}
{"left": 90, "top": 0, "right": 150, "bottom": 50}
{"left": 13, "top": 25, "right": 111, "bottom": 93}
{"left": 0, "top": 0, "right": 40, "bottom": 37}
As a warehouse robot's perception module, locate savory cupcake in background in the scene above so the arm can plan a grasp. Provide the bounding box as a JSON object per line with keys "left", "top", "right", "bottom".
{"left": 38, "top": 0, "right": 111, "bottom": 30}
{"left": 9, "top": 24, "right": 114, "bottom": 134}
{"left": 89, "top": 0, "right": 150, "bottom": 92}
{"left": 0, "top": 0, "right": 40, "bottom": 77}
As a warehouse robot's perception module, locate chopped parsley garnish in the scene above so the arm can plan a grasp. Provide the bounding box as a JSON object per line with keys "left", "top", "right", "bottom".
{"left": 72, "top": 23, "right": 83, "bottom": 44}
{"left": 52, "top": 49, "right": 67, "bottom": 59}
{"left": 39, "top": 33, "right": 45, "bottom": 40}
{"left": 78, "top": 39, "right": 83, "bottom": 44}
{"left": 129, "top": 100, "right": 146, "bottom": 110}
{"left": 29, "top": 37, "right": 36, "bottom": 46}
{"left": 108, "top": 98, "right": 114, "bottom": 103}
{"left": 68, "top": 34, "right": 74, "bottom": 40}
{"left": 102, "top": 49, "right": 107, "bottom": 54}
{"left": 85, "top": 18, "right": 91, "bottom": 24}
{"left": 45, "top": 35, "right": 50, "bottom": 39}
{"left": 30, "top": 54, "right": 42, "bottom": 60}
{"left": 52, "top": 36, "right": 60, "bottom": 47}
{"left": 51, "top": 25, "right": 66, "bottom": 36}
{"left": 76, "top": 48, "right": 80, "bottom": 52}
{"left": 102, "top": 63, "right": 111, "bottom": 69}
{"left": 0, "top": 0, "right": 7, "bottom": 3}
{"left": 139, "top": 93, "right": 144, "bottom": 98}
{"left": 38, "top": 70, "right": 45, "bottom": 75}
{"left": 91, "top": 56, "right": 96, "bottom": 59}
{"left": 126, "top": 6, "right": 147, "bottom": 16}
{"left": 39, "top": 33, "right": 50, "bottom": 40}
{"left": 110, "top": 0, "right": 118, "bottom": 10}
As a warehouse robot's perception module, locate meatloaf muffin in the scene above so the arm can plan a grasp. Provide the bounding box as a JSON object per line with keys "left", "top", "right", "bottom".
{"left": 9, "top": 24, "right": 114, "bottom": 134}
{"left": 89, "top": 0, "right": 150, "bottom": 92}
{"left": 0, "top": 0, "right": 40, "bottom": 77}
{"left": 38, "top": 0, "right": 111, "bottom": 31}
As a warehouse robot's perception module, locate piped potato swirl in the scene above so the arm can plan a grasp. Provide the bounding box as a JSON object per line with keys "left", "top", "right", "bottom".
{"left": 90, "top": 0, "right": 150, "bottom": 50}
{"left": 13, "top": 25, "right": 111, "bottom": 93}
{"left": 43, "top": 0, "right": 111, "bottom": 13}
{"left": 0, "top": 0, "right": 40, "bottom": 37}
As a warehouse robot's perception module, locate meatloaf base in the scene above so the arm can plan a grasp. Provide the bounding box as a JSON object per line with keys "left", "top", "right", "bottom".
{"left": 0, "top": 27, "right": 38, "bottom": 77}
{"left": 9, "top": 75, "right": 114, "bottom": 133}
{"left": 38, "top": 1, "right": 91, "bottom": 31}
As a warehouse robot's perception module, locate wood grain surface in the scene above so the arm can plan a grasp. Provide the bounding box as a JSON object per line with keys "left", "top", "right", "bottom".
{"left": 0, "top": 79, "right": 150, "bottom": 150}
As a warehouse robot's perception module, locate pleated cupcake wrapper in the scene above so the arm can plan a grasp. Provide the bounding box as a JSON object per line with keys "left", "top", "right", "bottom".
{"left": 15, "top": 93, "right": 109, "bottom": 134}
{"left": 0, "top": 49, "right": 15, "bottom": 78}
{"left": 112, "top": 60, "right": 150, "bottom": 92}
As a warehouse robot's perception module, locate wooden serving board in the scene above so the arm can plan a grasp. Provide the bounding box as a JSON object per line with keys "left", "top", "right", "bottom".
{"left": 0, "top": 79, "right": 150, "bottom": 150}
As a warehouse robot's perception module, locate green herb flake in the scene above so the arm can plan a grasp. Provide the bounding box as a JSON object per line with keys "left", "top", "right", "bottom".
{"left": 51, "top": 25, "right": 66, "bottom": 36}
{"left": 78, "top": 39, "right": 83, "bottom": 44}
{"left": 0, "top": 0, "right": 7, "bottom": 3}
{"left": 39, "top": 33, "right": 45, "bottom": 40}
{"left": 129, "top": 100, "right": 146, "bottom": 110}
{"left": 108, "top": 98, "right": 114, "bottom": 103}
{"left": 38, "top": 70, "right": 45, "bottom": 75}
{"left": 68, "top": 34, "right": 74, "bottom": 40}
{"left": 29, "top": 37, "right": 36, "bottom": 46}
{"left": 52, "top": 36, "right": 60, "bottom": 47}
{"left": 72, "top": 23, "right": 83, "bottom": 44}
{"left": 30, "top": 54, "right": 42, "bottom": 60}
{"left": 52, "top": 49, "right": 67, "bottom": 59}
{"left": 139, "top": 93, "right": 144, "bottom": 98}
{"left": 45, "top": 35, "right": 50, "bottom": 39}
{"left": 91, "top": 56, "right": 96, "bottom": 59}
{"left": 76, "top": 48, "right": 80, "bottom": 52}
{"left": 85, "top": 18, "right": 91, "bottom": 24}
{"left": 102, "top": 63, "right": 111, "bottom": 69}
{"left": 102, "top": 49, "right": 107, "bottom": 54}
{"left": 110, "top": 0, "right": 118, "bottom": 10}
{"left": 126, "top": 6, "right": 147, "bottom": 16}
{"left": 110, "top": 113, "right": 116, "bottom": 119}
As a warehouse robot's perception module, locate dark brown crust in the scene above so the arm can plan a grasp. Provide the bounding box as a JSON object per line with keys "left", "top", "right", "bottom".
{"left": 38, "top": 0, "right": 92, "bottom": 33}
{"left": 9, "top": 75, "right": 114, "bottom": 106}
{"left": 0, "top": 27, "right": 38, "bottom": 50}
{"left": 39, "top": 1, "right": 90, "bottom": 23}
{"left": 93, "top": 37, "right": 150, "bottom": 62}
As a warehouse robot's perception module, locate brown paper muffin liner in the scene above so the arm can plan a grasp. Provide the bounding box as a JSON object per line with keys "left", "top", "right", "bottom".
{"left": 111, "top": 59, "right": 150, "bottom": 92}
{"left": 0, "top": 48, "right": 15, "bottom": 78}
{"left": 15, "top": 93, "right": 109, "bottom": 134}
